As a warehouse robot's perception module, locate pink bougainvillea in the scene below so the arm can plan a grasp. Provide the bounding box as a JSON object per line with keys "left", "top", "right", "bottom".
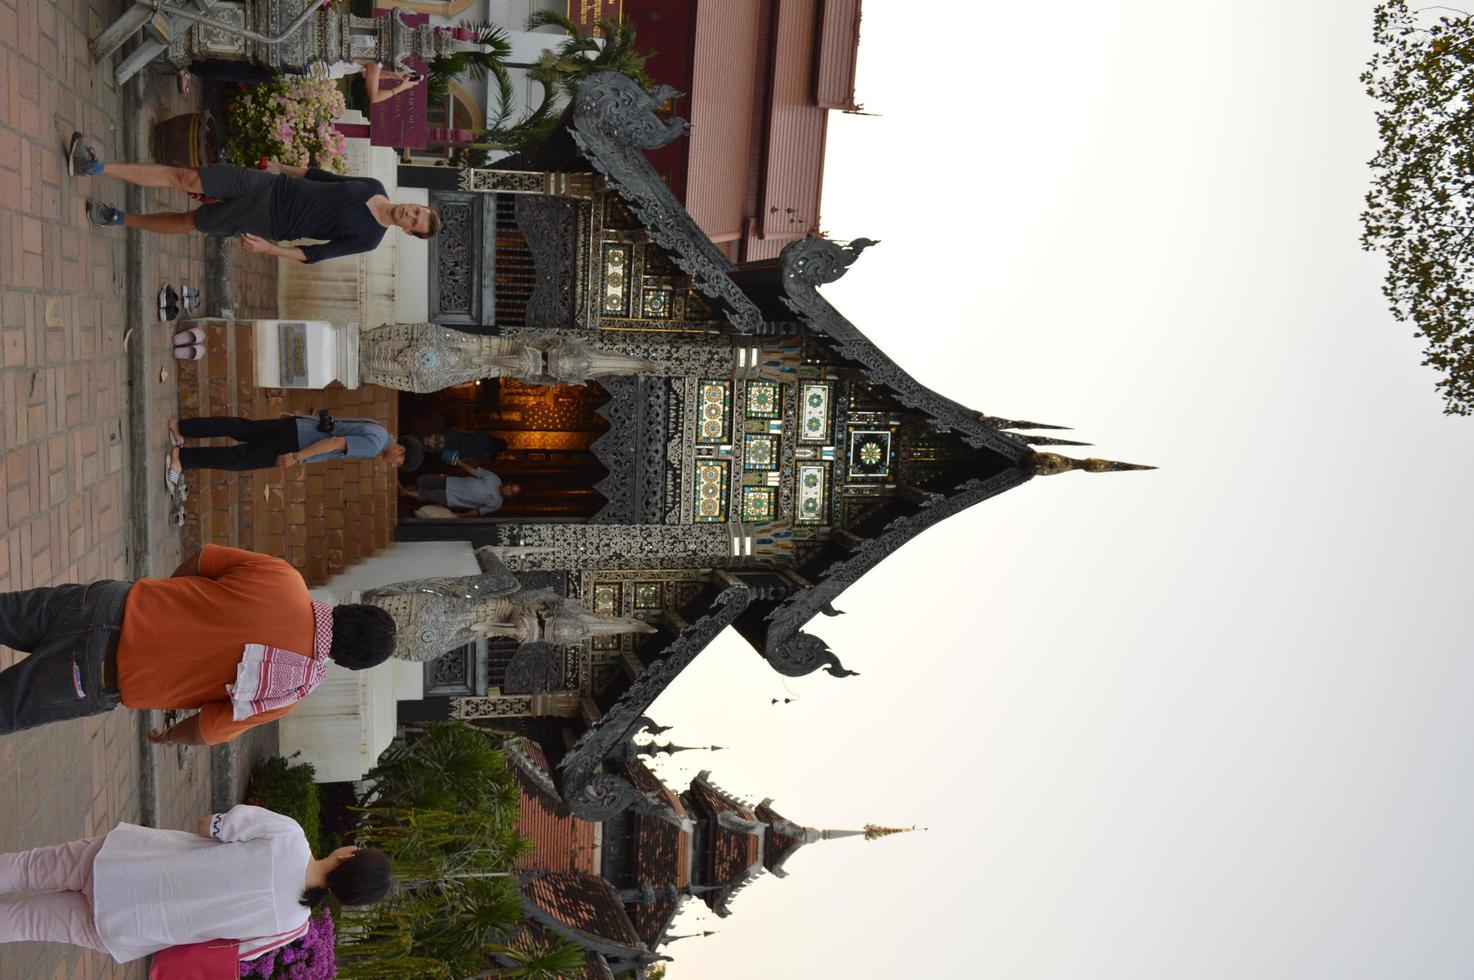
{"left": 224, "top": 78, "right": 350, "bottom": 173}
{"left": 239, "top": 908, "right": 336, "bottom": 980}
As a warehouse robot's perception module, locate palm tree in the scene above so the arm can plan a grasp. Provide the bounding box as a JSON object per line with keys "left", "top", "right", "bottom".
{"left": 426, "top": 21, "right": 513, "bottom": 111}
{"left": 525, "top": 11, "right": 656, "bottom": 96}
{"left": 474, "top": 934, "right": 589, "bottom": 978}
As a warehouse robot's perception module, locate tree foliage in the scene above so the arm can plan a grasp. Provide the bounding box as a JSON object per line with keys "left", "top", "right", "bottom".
{"left": 1363, "top": 1, "right": 1474, "bottom": 414}
{"left": 335, "top": 722, "right": 539, "bottom": 980}
{"left": 526, "top": 12, "right": 656, "bottom": 97}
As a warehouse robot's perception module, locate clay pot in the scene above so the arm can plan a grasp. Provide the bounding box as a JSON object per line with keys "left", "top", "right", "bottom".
{"left": 152, "top": 112, "right": 218, "bottom": 167}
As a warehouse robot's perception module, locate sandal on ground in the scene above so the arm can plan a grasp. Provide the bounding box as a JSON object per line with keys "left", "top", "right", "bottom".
{"left": 172, "top": 343, "right": 204, "bottom": 361}
{"left": 172, "top": 327, "right": 205, "bottom": 346}
{"left": 164, "top": 452, "right": 189, "bottom": 501}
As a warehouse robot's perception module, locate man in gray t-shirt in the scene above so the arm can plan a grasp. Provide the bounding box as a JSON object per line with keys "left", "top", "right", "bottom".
{"left": 401, "top": 460, "right": 522, "bottom": 516}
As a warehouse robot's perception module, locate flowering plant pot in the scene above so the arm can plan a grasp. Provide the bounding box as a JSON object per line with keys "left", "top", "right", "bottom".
{"left": 223, "top": 77, "right": 349, "bottom": 173}
{"left": 153, "top": 112, "right": 218, "bottom": 168}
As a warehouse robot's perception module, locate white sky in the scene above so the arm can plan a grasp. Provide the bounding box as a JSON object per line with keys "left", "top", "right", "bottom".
{"left": 646, "top": 1, "right": 1474, "bottom": 977}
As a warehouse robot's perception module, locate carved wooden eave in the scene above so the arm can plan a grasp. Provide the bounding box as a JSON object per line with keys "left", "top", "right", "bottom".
{"left": 568, "top": 73, "right": 765, "bottom": 332}
{"left": 558, "top": 586, "right": 752, "bottom": 821}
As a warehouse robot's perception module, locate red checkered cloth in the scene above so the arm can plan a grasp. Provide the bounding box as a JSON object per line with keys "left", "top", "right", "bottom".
{"left": 227, "top": 601, "right": 334, "bottom": 721}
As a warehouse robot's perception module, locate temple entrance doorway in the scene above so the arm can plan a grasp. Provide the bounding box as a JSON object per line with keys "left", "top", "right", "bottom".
{"left": 395, "top": 379, "right": 611, "bottom": 522}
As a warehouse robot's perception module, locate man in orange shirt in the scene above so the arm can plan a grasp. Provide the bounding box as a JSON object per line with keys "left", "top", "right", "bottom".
{"left": 0, "top": 545, "right": 396, "bottom": 744}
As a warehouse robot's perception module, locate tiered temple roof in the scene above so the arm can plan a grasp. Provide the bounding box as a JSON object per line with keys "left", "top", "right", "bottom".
{"left": 511, "top": 737, "right": 888, "bottom": 972}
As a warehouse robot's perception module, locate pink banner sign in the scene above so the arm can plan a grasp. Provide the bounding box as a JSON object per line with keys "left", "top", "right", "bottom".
{"left": 369, "top": 10, "right": 429, "bottom": 149}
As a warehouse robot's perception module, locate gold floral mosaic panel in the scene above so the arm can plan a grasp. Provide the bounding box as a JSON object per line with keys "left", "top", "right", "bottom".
{"left": 741, "top": 486, "right": 776, "bottom": 522}
{"left": 693, "top": 459, "right": 730, "bottom": 523}
{"left": 848, "top": 430, "right": 892, "bottom": 478}
{"left": 697, "top": 380, "right": 731, "bottom": 444}
{"left": 633, "top": 583, "right": 663, "bottom": 609}
{"left": 602, "top": 243, "right": 632, "bottom": 317}
{"left": 797, "top": 463, "right": 829, "bottom": 523}
{"left": 641, "top": 286, "right": 673, "bottom": 318}
{"left": 743, "top": 434, "right": 777, "bottom": 471}
{"left": 799, "top": 383, "right": 831, "bottom": 443}
{"left": 745, "top": 380, "right": 781, "bottom": 419}
{"left": 591, "top": 582, "right": 623, "bottom": 649}
{"left": 593, "top": 583, "right": 622, "bottom": 616}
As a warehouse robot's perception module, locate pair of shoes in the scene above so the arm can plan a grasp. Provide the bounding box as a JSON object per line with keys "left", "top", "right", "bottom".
{"left": 159, "top": 285, "right": 179, "bottom": 323}
{"left": 74, "top": 134, "right": 125, "bottom": 233}
{"left": 180, "top": 284, "right": 201, "bottom": 315}
{"left": 67, "top": 132, "right": 104, "bottom": 177}
{"left": 172, "top": 326, "right": 204, "bottom": 360}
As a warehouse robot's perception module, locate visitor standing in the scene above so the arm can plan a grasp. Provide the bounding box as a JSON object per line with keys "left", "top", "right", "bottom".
{"left": 0, "top": 803, "right": 390, "bottom": 963}
{"left": 0, "top": 544, "right": 397, "bottom": 744}
{"left": 400, "top": 459, "right": 522, "bottom": 516}
{"left": 69, "top": 134, "right": 440, "bottom": 263}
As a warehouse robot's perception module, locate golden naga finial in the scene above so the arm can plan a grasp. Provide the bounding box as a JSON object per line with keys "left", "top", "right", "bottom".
{"left": 863, "top": 824, "right": 925, "bottom": 841}
{"left": 1028, "top": 452, "right": 1157, "bottom": 476}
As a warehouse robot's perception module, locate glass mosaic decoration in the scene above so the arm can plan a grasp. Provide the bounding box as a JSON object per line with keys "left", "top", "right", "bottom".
{"left": 641, "top": 286, "right": 672, "bottom": 318}
{"left": 694, "top": 460, "right": 730, "bottom": 522}
{"left": 741, "top": 486, "right": 776, "bottom": 522}
{"left": 847, "top": 430, "right": 892, "bottom": 478}
{"left": 697, "top": 381, "right": 731, "bottom": 444}
{"left": 593, "top": 583, "right": 622, "bottom": 615}
{"left": 743, "top": 434, "right": 777, "bottom": 471}
{"left": 797, "top": 463, "right": 828, "bottom": 523}
{"left": 745, "top": 380, "right": 781, "bottom": 418}
{"left": 591, "top": 582, "right": 624, "bottom": 650}
{"left": 633, "top": 583, "right": 662, "bottom": 609}
{"left": 799, "top": 382, "right": 831, "bottom": 443}
{"left": 602, "top": 244, "right": 632, "bottom": 316}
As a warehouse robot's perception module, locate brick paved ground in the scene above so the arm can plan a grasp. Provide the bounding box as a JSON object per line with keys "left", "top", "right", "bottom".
{"left": 0, "top": 0, "right": 145, "bottom": 977}
{"left": 0, "top": 3, "right": 281, "bottom": 978}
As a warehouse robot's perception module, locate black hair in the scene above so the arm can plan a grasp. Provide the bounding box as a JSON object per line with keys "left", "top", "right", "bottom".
{"left": 329, "top": 604, "right": 397, "bottom": 670}
{"left": 300, "top": 847, "right": 393, "bottom": 909}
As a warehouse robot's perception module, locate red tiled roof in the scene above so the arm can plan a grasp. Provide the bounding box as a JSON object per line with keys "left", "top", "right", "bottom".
{"left": 686, "top": 778, "right": 763, "bottom": 908}
{"left": 510, "top": 745, "right": 599, "bottom": 874}
{"left": 521, "top": 872, "right": 645, "bottom": 951}
{"left": 629, "top": 892, "right": 680, "bottom": 947}
{"left": 755, "top": 802, "right": 806, "bottom": 874}
{"left": 815, "top": 0, "right": 863, "bottom": 110}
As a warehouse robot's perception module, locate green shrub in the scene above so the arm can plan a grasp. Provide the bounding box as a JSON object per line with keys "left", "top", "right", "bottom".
{"left": 246, "top": 755, "right": 321, "bottom": 853}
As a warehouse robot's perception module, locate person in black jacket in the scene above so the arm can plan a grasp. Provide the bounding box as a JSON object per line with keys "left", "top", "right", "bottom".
{"left": 69, "top": 133, "right": 440, "bottom": 264}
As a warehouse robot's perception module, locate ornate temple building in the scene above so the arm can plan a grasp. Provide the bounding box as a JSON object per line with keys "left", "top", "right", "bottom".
{"left": 500, "top": 734, "right": 900, "bottom": 976}
{"left": 367, "top": 72, "right": 1149, "bottom": 827}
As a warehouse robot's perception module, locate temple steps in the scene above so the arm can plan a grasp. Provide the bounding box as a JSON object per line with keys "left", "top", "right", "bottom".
{"left": 176, "top": 320, "right": 398, "bottom": 587}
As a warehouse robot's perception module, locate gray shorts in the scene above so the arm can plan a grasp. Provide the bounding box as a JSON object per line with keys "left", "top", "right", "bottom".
{"left": 193, "top": 164, "right": 281, "bottom": 237}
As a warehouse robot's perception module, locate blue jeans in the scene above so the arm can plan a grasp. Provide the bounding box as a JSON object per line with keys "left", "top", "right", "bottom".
{"left": 0, "top": 582, "right": 129, "bottom": 735}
